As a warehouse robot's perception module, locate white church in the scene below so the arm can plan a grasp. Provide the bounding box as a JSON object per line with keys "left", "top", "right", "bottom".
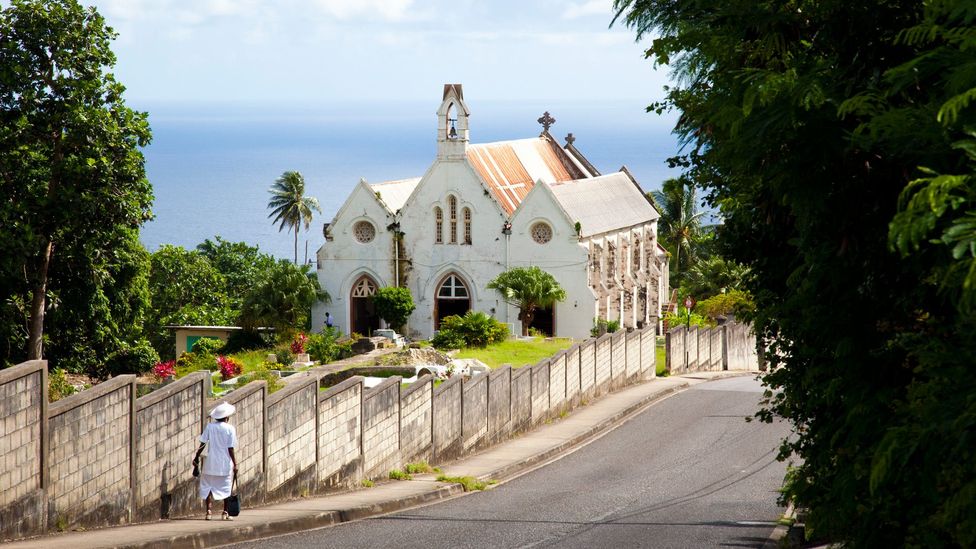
{"left": 313, "top": 84, "right": 669, "bottom": 340}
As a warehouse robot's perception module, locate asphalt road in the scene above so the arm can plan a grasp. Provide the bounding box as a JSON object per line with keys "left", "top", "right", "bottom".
{"left": 227, "top": 376, "right": 790, "bottom": 549}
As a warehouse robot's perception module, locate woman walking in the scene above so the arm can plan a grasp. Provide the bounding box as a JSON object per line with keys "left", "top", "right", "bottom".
{"left": 193, "top": 402, "right": 238, "bottom": 520}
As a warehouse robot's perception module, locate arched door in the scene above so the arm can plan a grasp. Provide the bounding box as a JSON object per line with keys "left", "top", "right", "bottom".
{"left": 434, "top": 273, "right": 471, "bottom": 329}
{"left": 350, "top": 275, "right": 380, "bottom": 336}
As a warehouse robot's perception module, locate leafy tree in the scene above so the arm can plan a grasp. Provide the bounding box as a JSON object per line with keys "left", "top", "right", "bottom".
{"left": 487, "top": 266, "right": 567, "bottom": 336}
{"left": 649, "top": 177, "right": 705, "bottom": 282}
{"left": 0, "top": 0, "right": 153, "bottom": 361}
{"left": 267, "top": 171, "right": 321, "bottom": 264}
{"left": 196, "top": 236, "right": 276, "bottom": 308}
{"left": 431, "top": 311, "right": 507, "bottom": 349}
{"left": 239, "top": 261, "right": 328, "bottom": 336}
{"left": 614, "top": 0, "right": 976, "bottom": 545}
{"left": 147, "top": 245, "right": 233, "bottom": 358}
{"left": 370, "top": 287, "right": 415, "bottom": 332}
{"left": 682, "top": 256, "right": 751, "bottom": 299}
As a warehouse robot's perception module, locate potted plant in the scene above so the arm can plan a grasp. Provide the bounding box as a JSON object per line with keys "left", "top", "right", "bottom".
{"left": 291, "top": 332, "right": 310, "bottom": 363}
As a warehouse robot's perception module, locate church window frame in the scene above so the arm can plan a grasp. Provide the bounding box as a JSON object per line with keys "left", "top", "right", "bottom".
{"left": 353, "top": 220, "right": 376, "bottom": 244}
{"left": 434, "top": 206, "right": 443, "bottom": 244}
{"left": 530, "top": 222, "right": 553, "bottom": 244}
{"left": 463, "top": 207, "right": 472, "bottom": 245}
{"left": 437, "top": 273, "right": 469, "bottom": 299}
{"left": 449, "top": 195, "right": 458, "bottom": 244}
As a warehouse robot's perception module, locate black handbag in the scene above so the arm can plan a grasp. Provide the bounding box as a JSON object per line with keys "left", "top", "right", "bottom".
{"left": 225, "top": 476, "right": 241, "bottom": 517}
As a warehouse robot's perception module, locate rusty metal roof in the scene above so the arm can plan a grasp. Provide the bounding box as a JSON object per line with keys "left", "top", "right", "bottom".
{"left": 466, "top": 137, "right": 577, "bottom": 215}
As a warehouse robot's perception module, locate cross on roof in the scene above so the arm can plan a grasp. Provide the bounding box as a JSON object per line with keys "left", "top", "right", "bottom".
{"left": 537, "top": 111, "right": 556, "bottom": 132}
{"left": 565, "top": 133, "right": 575, "bottom": 145}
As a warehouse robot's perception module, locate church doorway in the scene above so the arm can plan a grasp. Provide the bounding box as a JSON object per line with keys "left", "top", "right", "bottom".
{"left": 350, "top": 275, "right": 380, "bottom": 336}
{"left": 527, "top": 305, "right": 555, "bottom": 336}
{"left": 434, "top": 273, "right": 471, "bottom": 329}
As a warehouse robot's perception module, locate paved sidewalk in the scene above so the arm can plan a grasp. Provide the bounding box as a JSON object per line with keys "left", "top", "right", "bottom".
{"left": 6, "top": 371, "right": 750, "bottom": 549}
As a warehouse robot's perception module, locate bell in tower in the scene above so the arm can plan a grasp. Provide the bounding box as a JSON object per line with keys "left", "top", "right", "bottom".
{"left": 437, "top": 83, "right": 470, "bottom": 160}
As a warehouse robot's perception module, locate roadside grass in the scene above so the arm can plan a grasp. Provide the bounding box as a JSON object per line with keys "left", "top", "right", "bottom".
{"left": 656, "top": 343, "right": 667, "bottom": 376}
{"left": 361, "top": 479, "right": 374, "bottom": 488}
{"left": 389, "top": 469, "right": 412, "bottom": 481}
{"left": 436, "top": 475, "right": 496, "bottom": 491}
{"left": 404, "top": 462, "right": 441, "bottom": 474}
{"left": 454, "top": 337, "right": 574, "bottom": 369}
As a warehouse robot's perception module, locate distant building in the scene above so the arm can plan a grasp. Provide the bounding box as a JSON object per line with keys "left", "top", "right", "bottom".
{"left": 313, "top": 84, "right": 669, "bottom": 339}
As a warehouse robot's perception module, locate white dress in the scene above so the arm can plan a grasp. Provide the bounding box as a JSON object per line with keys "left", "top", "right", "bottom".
{"left": 198, "top": 421, "right": 238, "bottom": 500}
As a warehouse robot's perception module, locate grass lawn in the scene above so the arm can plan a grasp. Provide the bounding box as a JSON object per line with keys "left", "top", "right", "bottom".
{"left": 656, "top": 342, "right": 667, "bottom": 376}
{"left": 454, "top": 337, "right": 575, "bottom": 369}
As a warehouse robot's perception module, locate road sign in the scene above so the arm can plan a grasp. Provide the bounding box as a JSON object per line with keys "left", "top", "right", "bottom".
{"left": 684, "top": 295, "right": 696, "bottom": 311}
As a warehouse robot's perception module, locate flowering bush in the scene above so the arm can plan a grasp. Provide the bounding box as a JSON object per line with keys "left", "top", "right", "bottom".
{"left": 290, "top": 332, "right": 308, "bottom": 354}
{"left": 151, "top": 360, "right": 176, "bottom": 381}
{"left": 217, "top": 355, "right": 242, "bottom": 380}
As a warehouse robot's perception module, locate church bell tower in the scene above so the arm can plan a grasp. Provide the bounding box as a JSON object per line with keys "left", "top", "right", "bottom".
{"left": 437, "top": 83, "right": 470, "bottom": 160}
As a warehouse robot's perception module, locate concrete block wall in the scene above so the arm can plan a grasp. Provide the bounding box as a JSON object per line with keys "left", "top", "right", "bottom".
{"left": 564, "top": 345, "right": 581, "bottom": 406}
{"left": 666, "top": 321, "right": 759, "bottom": 374}
{"left": 462, "top": 374, "right": 488, "bottom": 451}
{"left": 265, "top": 379, "right": 317, "bottom": 497}
{"left": 362, "top": 378, "right": 401, "bottom": 478}
{"left": 48, "top": 375, "right": 135, "bottom": 531}
{"left": 579, "top": 339, "right": 596, "bottom": 399}
{"left": 640, "top": 327, "right": 656, "bottom": 378}
{"left": 431, "top": 376, "right": 462, "bottom": 462}
{"left": 133, "top": 372, "right": 207, "bottom": 522}
{"left": 487, "top": 367, "right": 512, "bottom": 442}
{"left": 530, "top": 360, "right": 550, "bottom": 423}
{"left": 610, "top": 331, "right": 627, "bottom": 389}
{"left": 595, "top": 334, "right": 611, "bottom": 395}
{"left": 510, "top": 368, "right": 532, "bottom": 434}
{"left": 318, "top": 377, "right": 363, "bottom": 489}
{"left": 0, "top": 361, "right": 46, "bottom": 539}
{"left": 2, "top": 326, "right": 669, "bottom": 540}
{"left": 626, "top": 331, "right": 641, "bottom": 380}
{"left": 548, "top": 352, "right": 567, "bottom": 415}
{"left": 399, "top": 376, "right": 433, "bottom": 463}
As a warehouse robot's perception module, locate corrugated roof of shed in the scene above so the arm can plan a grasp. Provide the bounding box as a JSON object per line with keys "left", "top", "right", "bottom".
{"left": 466, "top": 137, "right": 576, "bottom": 215}
{"left": 548, "top": 172, "right": 659, "bottom": 237}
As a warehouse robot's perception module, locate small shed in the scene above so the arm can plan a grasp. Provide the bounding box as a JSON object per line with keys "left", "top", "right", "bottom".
{"left": 165, "top": 325, "right": 274, "bottom": 356}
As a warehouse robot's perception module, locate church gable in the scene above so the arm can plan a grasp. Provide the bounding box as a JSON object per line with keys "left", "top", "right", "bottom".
{"left": 325, "top": 178, "right": 392, "bottom": 245}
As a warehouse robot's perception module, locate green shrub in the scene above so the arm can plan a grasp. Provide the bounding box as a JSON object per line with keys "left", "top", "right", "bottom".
{"left": 695, "top": 289, "right": 755, "bottom": 320}
{"left": 370, "top": 287, "right": 416, "bottom": 332}
{"left": 275, "top": 349, "right": 295, "bottom": 368}
{"left": 590, "top": 318, "right": 621, "bottom": 337}
{"left": 389, "top": 469, "right": 412, "bottom": 481}
{"left": 435, "top": 475, "right": 495, "bottom": 491}
{"left": 49, "top": 368, "right": 76, "bottom": 402}
{"left": 240, "top": 364, "right": 283, "bottom": 393}
{"left": 97, "top": 340, "right": 160, "bottom": 380}
{"left": 191, "top": 337, "right": 225, "bottom": 355}
{"left": 306, "top": 327, "right": 353, "bottom": 364}
{"left": 404, "top": 462, "right": 440, "bottom": 474}
{"left": 664, "top": 310, "right": 712, "bottom": 329}
{"left": 175, "top": 351, "right": 217, "bottom": 377}
{"left": 432, "top": 311, "right": 508, "bottom": 350}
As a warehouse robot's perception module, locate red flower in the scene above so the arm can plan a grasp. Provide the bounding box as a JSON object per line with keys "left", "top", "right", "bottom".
{"left": 217, "top": 355, "right": 242, "bottom": 380}
{"left": 290, "top": 332, "right": 308, "bottom": 354}
{"left": 152, "top": 360, "right": 176, "bottom": 380}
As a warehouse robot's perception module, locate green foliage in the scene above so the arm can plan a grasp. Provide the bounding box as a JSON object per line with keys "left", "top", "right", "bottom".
{"left": 454, "top": 337, "right": 574, "bottom": 369}
{"left": 267, "top": 171, "right": 321, "bottom": 264}
{"left": 435, "top": 475, "right": 495, "bottom": 492}
{"left": 663, "top": 310, "right": 711, "bottom": 329}
{"left": 48, "top": 368, "right": 76, "bottom": 402}
{"left": 196, "top": 237, "right": 277, "bottom": 309}
{"left": 649, "top": 178, "right": 706, "bottom": 284}
{"left": 306, "top": 327, "right": 352, "bottom": 364}
{"left": 275, "top": 348, "right": 295, "bottom": 368}
{"left": 239, "top": 260, "right": 328, "bottom": 336}
{"left": 370, "top": 287, "right": 415, "bottom": 331}
{"left": 695, "top": 290, "right": 755, "bottom": 321}
{"left": 240, "top": 364, "right": 283, "bottom": 393}
{"left": 190, "top": 337, "right": 225, "bottom": 355}
{"left": 388, "top": 469, "right": 412, "bottom": 481}
{"left": 682, "top": 256, "right": 751, "bottom": 299}
{"left": 487, "top": 266, "right": 567, "bottom": 336}
{"left": 404, "top": 462, "right": 440, "bottom": 474}
{"left": 431, "top": 311, "right": 508, "bottom": 350}
{"left": 614, "top": 0, "right": 976, "bottom": 545}
{"left": 222, "top": 329, "right": 270, "bottom": 354}
{"left": 0, "top": 0, "right": 154, "bottom": 366}
{"left": 97, "top": 339, "right": 159, "bottom": 380}
{"left": 360, "top": 479, "right": 374, "bottom": 488}
{"left": 174, "top": 351, "right": 216, "bottom": 378}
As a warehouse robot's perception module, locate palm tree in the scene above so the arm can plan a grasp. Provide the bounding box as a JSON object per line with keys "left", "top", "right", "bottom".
{"left": 650, "top": 177, "right": 706, "bottom": 281}
{"left": 487, "top": 266, "right": 567, "bottom": 336}
{"left": 267, "top": 171, "right": 321, "bottom": 263}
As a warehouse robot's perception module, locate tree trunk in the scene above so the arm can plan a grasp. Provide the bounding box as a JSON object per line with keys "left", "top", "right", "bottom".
{"left": 520, "top": 307, "right": 535, "bottom": 337}
{"left": 293, "top": 228, "right": 299, "bottom": 264}
{"left": 27, "top": 239, "right": 54, "bottom": 360}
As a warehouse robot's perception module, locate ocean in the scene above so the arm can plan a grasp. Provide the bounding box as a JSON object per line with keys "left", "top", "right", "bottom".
{"left": 139, "top": 100, "right": 683, "bottom": 261}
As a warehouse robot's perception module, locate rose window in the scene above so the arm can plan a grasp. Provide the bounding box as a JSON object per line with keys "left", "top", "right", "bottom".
{"left": 530, "top": 222, "right": 553, "bottom": 244}
{"left": 353, "top": 221, "right": 375, "bottom": 243}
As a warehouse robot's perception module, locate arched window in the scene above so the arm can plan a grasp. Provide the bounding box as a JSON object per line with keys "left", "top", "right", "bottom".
{"left": 434, "top": 206, "right": 443, "bottom": 244}
{"left": 437, "top": 274, "right": 469, "bottom": 299}
{"left": 449, "top": 195, "right": 458, "bottom": 244}
{"left": 463, "top": 207, "right": 472, "bottom": 245}
{"left": 434, "top": 273, "right": 471, "bottom": 329}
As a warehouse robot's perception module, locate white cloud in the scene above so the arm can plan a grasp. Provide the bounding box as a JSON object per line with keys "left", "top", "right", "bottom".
{"left": 562, "top": 0, "right": 612, "bottom": 20}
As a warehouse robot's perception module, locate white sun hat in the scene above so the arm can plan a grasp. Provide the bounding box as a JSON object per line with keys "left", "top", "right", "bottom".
{"left": 209, "top": 402, "right": 236, "bottom": 419}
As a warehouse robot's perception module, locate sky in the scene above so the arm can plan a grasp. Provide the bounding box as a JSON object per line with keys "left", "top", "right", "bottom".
{"left": 85, "top": 0, "right": 671, "bottom": 106}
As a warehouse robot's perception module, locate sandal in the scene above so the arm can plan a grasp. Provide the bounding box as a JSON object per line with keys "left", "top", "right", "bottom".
{"left": 222, "top": 511, "right": 231, "bottom": 521}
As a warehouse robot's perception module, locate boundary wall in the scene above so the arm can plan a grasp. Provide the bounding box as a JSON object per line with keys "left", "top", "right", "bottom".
{"left": 1, "top": 322, "right": 664, "bottom": 540}
{"left": 665, "top": 320, "right": 761, "bottom": 374}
